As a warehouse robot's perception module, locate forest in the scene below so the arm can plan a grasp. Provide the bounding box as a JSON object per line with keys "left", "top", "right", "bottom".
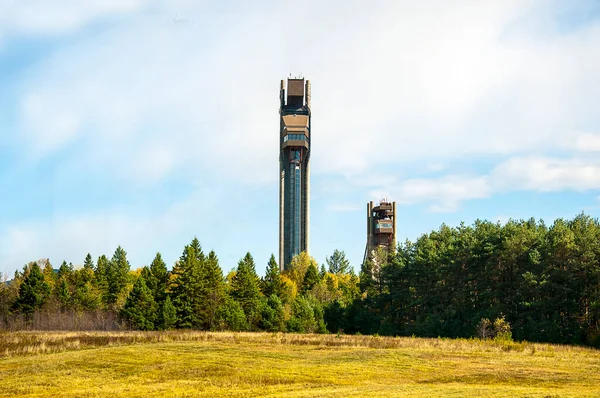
{"left": 1, "top": 213, "right": 599, "bottom": 347}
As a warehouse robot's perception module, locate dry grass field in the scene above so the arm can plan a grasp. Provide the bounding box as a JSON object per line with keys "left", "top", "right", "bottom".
{"left": 0, "top": 331, "right": 599, "bottom": 397}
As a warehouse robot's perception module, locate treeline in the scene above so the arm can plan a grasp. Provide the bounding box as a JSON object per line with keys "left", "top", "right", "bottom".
{"left": 0, "top": 239, "right": 358, "bottom": 333}
{"left": 1, "top": 214, "right": 599, "bottom": 346}
{"left": 344, "top": 213, "right": 600, "bottom": 346}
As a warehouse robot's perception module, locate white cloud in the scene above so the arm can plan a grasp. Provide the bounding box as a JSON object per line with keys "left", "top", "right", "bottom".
{"left": 570, "top": 133, "right": 600, "bottom": 152}
{"left": 491, "top": 156, "right": 600, "bottom": 192}
{"left": 11, "top": 1, "right": 600, "bottom": 185}
{"left": 0, "top": 0, "right": 148, "bottom": 37}
{"left": 4, "top": 1, "right": 600, "bottom": 272}
{"left": 372, "top": 175, "right": 492, "bottom": 213}
{"left": 372, "top": 156, "right": 600, "bottom": 211}
{"left": 0, "top": 185, "right": 227, "bottom": 273}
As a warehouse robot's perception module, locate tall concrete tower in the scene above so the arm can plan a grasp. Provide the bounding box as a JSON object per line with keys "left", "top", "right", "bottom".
{"left": 364, "top": 199, "right": 397, "bottom": 264}
{"left": 279, "top": 78, "right": 311, "bottom": 271}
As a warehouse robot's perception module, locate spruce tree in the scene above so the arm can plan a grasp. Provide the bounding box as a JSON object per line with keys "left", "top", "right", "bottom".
{"left": 148, "top": 252, "right": 169, "bottom": 305}
{"left": 95, "top": 255, "right": 110, "bottom": 307}
{"left": 106, "top": 246, "right": 131, "bottom": 307}
{"left": 13, "top": 263, "right": 50, "bottom": 316}
{"left": 231, "top": 252, "right": 262, "bottom": 329}
{"left": 262, "top": 254, "right": 283, "bottom": 299}
{"left": 162, "top": 295, "right": 177, "bottom": 330}
{"left": 302, "top": 264, "right": 320, "bottom": 294}
{"left": 83, "top": 253, "right": 94, "bottom": 271}
{"left": 326, "top": 249, "right": 351, "bottom": 274}
{"left": 57, "top": 261, "right": 73, "bottom": 280}
{"left": 198, "top": 250, "right": 226, "bottom": 330}
{"left": 215, "top": 297, "right": 248, "bottom": 331}
{"left": 170, "top": 243, "right": 203, "bottom": 328}
{"left": 54, "top": 277, "right": 71, "bottom": 311}
{"left": 72, "top": 279, "right": 101, "bottom": 311}
{"left": 190, "top": 237, "right": 205, "bottom": 262}
{"left": 259, "top": 294, "right": 285, "bottom": 332}
{"left": 121, "top": 274, "right": 157, "bottom": 330}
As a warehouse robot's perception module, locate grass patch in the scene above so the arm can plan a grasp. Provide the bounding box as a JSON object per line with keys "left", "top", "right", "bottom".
{"left": 0, "top": 331, "right": 599, "bottom": 397}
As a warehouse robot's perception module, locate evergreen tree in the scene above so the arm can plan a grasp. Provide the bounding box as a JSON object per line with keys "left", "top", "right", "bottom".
{"left": 170, "top": 241, "right": 204, "bottom": 328}
{"left": 287, "top": 296, "right": 316, "bottom": 333}
{"left": 259, "top": 294, "right": 285, "bottom": 332}
{"left": 262, "top": 254, "right": 283, "bottom": 298}
{"left": 57, "top": 261, "right": 74, "bottom": 280}
{"left": 326, "top": 249, "right": 351, "bottom": 274}
{"left": 215, "top": 297, "right": 248, "bottom": 331}
{"left": 13, "top": 263, "right": 50, "bottom": 316}
{"left": 148, "top": 252, "right": 169, "bottom": 305}
{"left": 161, "top": 295, "right": 177, "bottom": 330}
{"left": 190, "top": 237, "right": 205, "bottom": 262}
{"left": 199, "top": 250, "right": 226, "bottom": 330}
{"left": 78, "top": 254, "right": 95, "bottom": 285}
{"left": 83, "top": 253, "right": 94, "bottom": 271}
{"left": 302, "top": 264, "right": 320, "bottom": 294}
{"left": 319, "top": 264, "right": 327, "bottom": 279}
{"left": 72, "top": 278, "right": 101, "bottom": 311}
{"left": 121, "top": 273, "right": 157, "bottom": 330}
{"left": 54, "top": 277, "right": 71, "bottom": 311}
{"left": 95, "top": 255, "right": 110, "bottom": 307}
{"left": 231, "top": 252, "right": 262, "bottom": 329}
{"left": 106, "top": 246, "right": 131, "bottom": 307}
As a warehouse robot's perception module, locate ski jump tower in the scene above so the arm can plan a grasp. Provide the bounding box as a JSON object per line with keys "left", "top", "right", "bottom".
{"left": 364, "top": 199, "right": 397, "bottom": 264}
{"left": 279, "top": 78, "right": 311, "bottom": 271}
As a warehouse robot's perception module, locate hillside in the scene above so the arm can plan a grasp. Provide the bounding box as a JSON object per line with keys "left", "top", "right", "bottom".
{"left": 1, "top": 331, "right": 599, "bottom": 397}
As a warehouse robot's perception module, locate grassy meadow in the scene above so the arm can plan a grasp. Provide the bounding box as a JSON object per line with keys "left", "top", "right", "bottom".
{"left": 0, "top": 331, "right": 599, "bottom": 397}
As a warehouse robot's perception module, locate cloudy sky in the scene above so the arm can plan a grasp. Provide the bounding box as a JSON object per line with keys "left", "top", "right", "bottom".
{"left": 1, "top": 0, "right": 600, "bottom": 276}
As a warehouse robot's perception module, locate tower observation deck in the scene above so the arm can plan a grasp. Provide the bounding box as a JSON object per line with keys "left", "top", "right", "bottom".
{"left": 279, "top": 78, "right": 311, "bottom": 271}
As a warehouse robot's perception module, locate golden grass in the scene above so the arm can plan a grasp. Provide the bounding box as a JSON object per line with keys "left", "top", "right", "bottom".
{"left": 0, "top": 331, "right": 599, "bottom": 397}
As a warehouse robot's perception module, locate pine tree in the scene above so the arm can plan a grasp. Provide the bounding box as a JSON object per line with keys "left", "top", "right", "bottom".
{"left": 95, "top": 255, "right": 110, "bottom": 307}
{"left": 161, "top": 295, "right": 177, "bottom": 330}
{"left": 72, "top": 279, "right": 101, "bottom": 311}
{"left": 287, "top": 296, "right": 316, "bottom": 333}
{"left": 259, "top": 294, "right": 285, "bottom": 332}
{"left": 13, "top": 263, "right": 50, "bottom": 316}
{"left": 83, "top": 253, "right": 94, "bottom": 271}
{"left": 231, "top": 252, "right": 262, "bottom": 329}
{"left": 57, "top": 261, "right": 73, "bottom": 280}
{"left": 215, "top": 297, "right": 248, "bottom": 331}
{"left": 302, "top": 264, "right": 320, "bottom": 294}
{"left": 198, "top": 250, "right": 226, "bottom": 330}
{"left": 121, "top": 273, "right": 157, "bottom": 330}
{"left": 262, "top": 254, "right": 283, "bottom": 298}
{"left": 78, "top": 254, "right": 95, "bottom": 285}
{"left": 190, "top": 237, "right": 205, "bottom": 262}
{"left": 54, "top": 277, "right": 71, "bottom": 311}
{"left": 143, "top": 255, "right": 170, "bottom": 330}
{"left": 106, "top": 246, "right": 131, "bottom": 307}
{"left": 326, "top": 249, "right": 352, "bottom": 274}
{"left": 170, "top": 242, "right": 203, "bottom": 328}
{"left": 148, "top": 252, "right": 169, "bottom": 305}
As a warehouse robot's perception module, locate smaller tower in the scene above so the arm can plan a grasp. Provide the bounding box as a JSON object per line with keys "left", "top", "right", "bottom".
{"left": 364, "top": 199, "right": 397, "bottom": 264}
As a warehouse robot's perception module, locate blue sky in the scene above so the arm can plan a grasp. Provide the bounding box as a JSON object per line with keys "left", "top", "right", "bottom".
{"left": 1, "top": 1, "right": 600, "bottom": 277}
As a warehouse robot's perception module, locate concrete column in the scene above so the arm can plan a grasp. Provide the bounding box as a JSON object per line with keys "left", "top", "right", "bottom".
{"left": 306, "top": 160, "right": 310, "bottom": 256}
{"left": 279, "top": 167, "right": 285, "bottom": 271}
{"left": 393, "top": 201, "right": 397, "bottom": 252}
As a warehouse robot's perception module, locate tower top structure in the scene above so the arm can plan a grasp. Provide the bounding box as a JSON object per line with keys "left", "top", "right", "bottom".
{"left": 279, "top": 78, "right": 311, "bottom": 271}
